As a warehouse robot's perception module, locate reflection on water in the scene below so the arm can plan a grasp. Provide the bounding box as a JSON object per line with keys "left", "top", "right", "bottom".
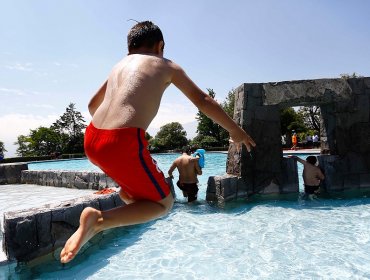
{"left": 1, "top": 153, "right": 370, "bottom": 279}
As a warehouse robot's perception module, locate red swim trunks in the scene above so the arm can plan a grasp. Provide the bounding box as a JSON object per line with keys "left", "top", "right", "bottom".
{"left": 84, "top": 122, "right": 170, "bottom": 201}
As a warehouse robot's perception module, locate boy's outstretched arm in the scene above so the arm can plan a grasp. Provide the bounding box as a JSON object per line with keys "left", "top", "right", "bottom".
{"left": 171, "top": 65, "right": 256, "bottom": 151}
{"left": 88, "top": 80, "right": 107, "bottom": 116}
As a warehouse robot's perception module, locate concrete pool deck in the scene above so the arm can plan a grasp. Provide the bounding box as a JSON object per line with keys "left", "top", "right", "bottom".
{"left": 282, "top": 148, "right": 321, "bottom": 154}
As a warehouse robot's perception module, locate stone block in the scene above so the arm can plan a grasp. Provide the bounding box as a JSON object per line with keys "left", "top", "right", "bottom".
{"left": 353, "top": 94, "right": 369, "bottom": 122}
{"left": 245, "top": 83, "right": 263, "bottom": 99}
{"left": 262, "top": 79, "right": 352, "bottom": 106}
{"left": 206, "top": 176, "right": 218, "bottom": 195}
{"left": 343, "top": 174, "right": 360, "bottom": 190}
{"left": 235, "top": 86, "right": 247, "bottom": 112}
{"left": 360, "top": 174, "right": 370, "bottom": 188}
{"left": 4, "top": 215, "right": 38, "bottom": 260}
{"left": 363, "top": 77, "right": 370, "bottom": 89}
{"left": 0, "top": 165, "right": 6, "bottom": 184}
{"left": 236, "top": 178, "right": 249, "bottom": 197}
{"left": 347, "top": 78, "right": 365, "bottom": 95}
{"left": 258, "top": 180, "right": 280, "bottom": 195}
{"left": 0, "top": 163, "right": 28, "bottom": 184}
{"left": 98, "top": 194, "right": 118, "bottom": 211}
{"left": 35, "top": 210, "right": 52, "bottom": 247}
{"left": 220, "top": 175, "right": 238, "bottom": 200}
{"left": 346, "top": 153, "right": 369, "bottom": 173}
{"left": 254, "top": 106, "right": 280, "bottom": 122}
{"left": 350, "top": 123, "right": 370, "bottom": 153}
{"left": 280, "top": 157, "right": 299, "bottom": 194}
{"left": 3, "top": 193, "right": 121, "bottom": 262}
{"left": 226, "top": 144, "right": 241, "bottom": 175}
{"left": 73, "top": 173, "right": 89, "bottom": 189}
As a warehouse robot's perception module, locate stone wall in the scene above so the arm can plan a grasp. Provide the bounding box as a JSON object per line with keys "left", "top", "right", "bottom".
{"left": 2, "top": 170, "right": 176, "bottom": 262}
{"left": 0, "top": 163, "right": 28, "bottom": 184}
{"left": 21, "top": 170, "right": 118, "bottom": 190}
{"left": 207, "top": 77, "right": 370, "bottom": 203}
{"left": 3, "top": 192, "right": 124, "bottom": 262}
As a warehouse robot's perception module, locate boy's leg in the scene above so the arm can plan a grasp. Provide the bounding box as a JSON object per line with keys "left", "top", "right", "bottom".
{"left": 60, "top": 194, "right": 174, "bottom": 263}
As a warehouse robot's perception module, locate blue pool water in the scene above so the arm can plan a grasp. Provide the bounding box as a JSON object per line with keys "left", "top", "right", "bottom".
{"left": 1, "top": 153, "right": 370, "bottom": 279}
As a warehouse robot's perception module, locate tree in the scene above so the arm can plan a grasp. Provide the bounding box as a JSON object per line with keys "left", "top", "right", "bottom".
{"left": 297, "top": 106, "right": 320, "bottom": 132}
{"left": 52, "top": 103, "right": 86, "bottom": 153}
{"left": 0, "top": 140, "right": 7, "bottom": 158}
{"left": 222, "top": 88, "right": 236, "bottom": 118}
{"left": 195, "top": 89, "right": 229, "bottom": 147}
{"left": 28, "top": 127, "right": 62, "bottom": 156}
{"left": 340, "top": 72, "right": 363, "bottom": 79}
{"left": 219, "top": 88, "right": 236, "bottom": 146}
{"left": 14, "top": 135, "right": 34, "bottom": 157}
{"left": 280, "top": 107, "right": 307, "bottom": 135}
{"left": 151, "top": 122, "right": 188, "bottom": 151}
{"left": 190, "top": 135, "right": 218, "bottom": 148}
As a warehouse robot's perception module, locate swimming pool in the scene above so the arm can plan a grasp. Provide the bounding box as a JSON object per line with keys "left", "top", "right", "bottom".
{"left": 1, "top": 153, "right": 370, "bottom": 279}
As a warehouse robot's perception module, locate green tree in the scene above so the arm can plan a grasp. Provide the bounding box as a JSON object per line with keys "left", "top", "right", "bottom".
{"left": 222, "top": 88, "right": 236, "bottom": 118}
{"left": 219, "top": 88, "right": 236, "bottom": 146}
{"left": 52, "top": 103, "right": 86, "bottom": 153}
{"left": 29, "top": 127, "right": 62, "bottom": 156}
{"left": 190, "top": 135, "right": 218, "bottom": 148}
{"left": 340, "top": 72, "right": 363, "bottom": 79}
{"left": 0, "top": 140, "right": 7, "bottom": 158}
{"left": 14, "top": 135, "right": 34, "bottom": 157}
{"left": 297, "top": 106, "right": 320, "bottom": 132}
{"left": 151, "top": 122, "right": 188, "bottom": 151}
{"left": 195, "top": 89, "right": 229, "bottom": 147}
{"left": 280, "top": 107, "right": 307, "bottom": 135}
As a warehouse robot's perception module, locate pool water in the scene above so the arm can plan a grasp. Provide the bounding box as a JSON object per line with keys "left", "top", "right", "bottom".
{"left": 1, "top": 153, "right": 370, "bottom": 279}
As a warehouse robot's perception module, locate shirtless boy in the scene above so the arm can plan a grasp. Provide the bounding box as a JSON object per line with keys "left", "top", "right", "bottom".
{"left": 290, "top": 155, "right": 325, "bottom": 198}
{"left": 60, "top": 21, "right": 256, "bottom": 263}
{"left": 168, "top": 147, "right": 202, "bottom": 202}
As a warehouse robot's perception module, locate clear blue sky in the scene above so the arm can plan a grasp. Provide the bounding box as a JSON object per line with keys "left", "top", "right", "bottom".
{"left": 1, "top": 0, "right": 369, "bottom": 156}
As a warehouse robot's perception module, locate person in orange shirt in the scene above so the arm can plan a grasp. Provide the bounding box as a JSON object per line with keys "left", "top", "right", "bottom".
{"left": 291, "top": 132, "right": 298, "bottom": 150}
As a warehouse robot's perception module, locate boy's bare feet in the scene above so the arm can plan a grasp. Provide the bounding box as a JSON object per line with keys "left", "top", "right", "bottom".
{"left": 60, "top": 207, "right": 102, "bottom": 263}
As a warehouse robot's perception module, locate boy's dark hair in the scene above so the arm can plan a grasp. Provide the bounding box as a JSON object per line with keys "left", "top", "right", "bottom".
{"left": 127, "top": 21, "right": 164, "bottom": 53}
{"left": 181, "top": 146, "right": 193, "bottom": 155}
{"left": 306, "top": 156, "right": 317, "bottom": 165}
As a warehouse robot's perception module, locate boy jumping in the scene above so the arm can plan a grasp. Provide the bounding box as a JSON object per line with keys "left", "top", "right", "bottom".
{"left": 60, "top": 21, "right": 255, "bottom": 263}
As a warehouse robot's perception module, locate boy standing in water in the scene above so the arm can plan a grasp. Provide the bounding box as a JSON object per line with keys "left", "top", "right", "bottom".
{"left": 60, "top": 21, "right": 256, "bottom": 263}
{"left": 168, "top": 146, "right": 202, "bottom": 203}
{"left": 290, "top": 155, "right": 325, "bottom": 199}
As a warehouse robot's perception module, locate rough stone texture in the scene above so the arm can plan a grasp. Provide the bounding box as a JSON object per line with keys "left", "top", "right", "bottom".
{"left": 3, "top": 192, "right": 124, "bottom": 262}
{"left": 207, "top": 77, "right": 370, "bottom": 203}
{"left": 318, "top": 154, "right": 370, "bottom": 193}
{"left": 262, "top": 78, "right": 352, "bottom": 106}
{"left": 21, "top": 170, "right": 118, "bottom": 190}
{"left": 0, "top": 163, "right": 28, "bottom": 184}
{"left": 21, "top": 170, "right": 177, "bottom": 198}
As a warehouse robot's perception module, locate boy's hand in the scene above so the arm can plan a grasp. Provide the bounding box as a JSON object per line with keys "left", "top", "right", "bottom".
{"left": 229, "top": 129, "right": 256, "bottom": 152}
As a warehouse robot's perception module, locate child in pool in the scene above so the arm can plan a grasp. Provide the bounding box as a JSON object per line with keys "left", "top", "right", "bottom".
{"left": 60, "top": 21, "right": 256, "bottom": 263}
{"left": 290, "top": 155, "right": 325, "bottom": 199}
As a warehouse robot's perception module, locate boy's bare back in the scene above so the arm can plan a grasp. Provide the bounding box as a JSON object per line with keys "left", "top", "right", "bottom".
{"left": 302, "top": 163, "right": 324, "bottom": 186}
{"left": 173, "top": 154, "right": 202, "bottom": 184}
{"left": 92, "top": 54, "right": 174, "bottom": 130}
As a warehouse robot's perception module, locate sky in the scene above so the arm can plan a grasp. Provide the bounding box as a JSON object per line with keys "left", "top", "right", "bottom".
{"left": 1, "top": 0, "right": 370, "bottom": 157}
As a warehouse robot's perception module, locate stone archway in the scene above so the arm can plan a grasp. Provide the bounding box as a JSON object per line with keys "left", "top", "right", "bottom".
{"left": 207, "top": 77, "right": 370, "bottom": 203}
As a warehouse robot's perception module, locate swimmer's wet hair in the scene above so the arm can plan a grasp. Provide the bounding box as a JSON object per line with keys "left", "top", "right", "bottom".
{"left": 127, "top": 21, "right": 164, "bottom": 53}
{"left": 306, "top": 156, "right": 317, "bottom": 165}
{"left": 181, "top": 146, "right": 194, "bottom": 155}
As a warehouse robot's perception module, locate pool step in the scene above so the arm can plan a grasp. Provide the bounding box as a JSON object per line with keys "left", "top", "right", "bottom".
{"left": 2, "top": 192, "right": 124, "bottom": 262}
